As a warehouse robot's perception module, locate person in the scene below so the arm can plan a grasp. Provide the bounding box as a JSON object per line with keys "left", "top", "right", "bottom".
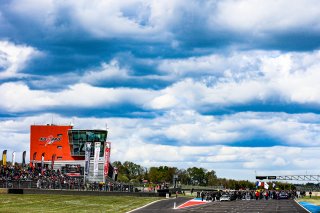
{"left": 176, "top": 191, "right": 178, "bottom": 198}
{"left": 191, "top": 188, "right": 194, "bottom": 195}
{"left": 201, "top": 191, "right": 205, "bottom": 201}
{"left": 309, "top": 191, "right": 312, "bottom": 198}
{"left": 255, "top": 190, "right": 260, "bottom": 200}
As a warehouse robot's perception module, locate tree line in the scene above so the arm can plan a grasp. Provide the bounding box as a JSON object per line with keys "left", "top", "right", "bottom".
{"left": 112, "top": 161, "right": 262, "bottom": 189}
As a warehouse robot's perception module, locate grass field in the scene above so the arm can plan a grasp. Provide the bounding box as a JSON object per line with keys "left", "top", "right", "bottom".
{"left": 0, "top": 194, "right": 162, "bottom": 213}
{"left": 298, "top": 196, "right": 320, "bottom": 205}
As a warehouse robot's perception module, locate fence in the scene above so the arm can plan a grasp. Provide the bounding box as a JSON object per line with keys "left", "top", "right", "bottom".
{"left": 0, "top": 179, "right": 134, "bottom": 192}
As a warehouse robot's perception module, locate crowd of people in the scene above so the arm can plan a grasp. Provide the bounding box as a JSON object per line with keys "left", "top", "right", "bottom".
{"left": 198, "top": 190, "right": 307, "bottom": 202}
{"left": 0, "top": 164, "right": 132, "bottom": 192}
{"left": 0, "top": 164, "right": 83, "bottom": 189}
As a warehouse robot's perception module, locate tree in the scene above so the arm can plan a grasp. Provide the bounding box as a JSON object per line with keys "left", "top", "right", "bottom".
{"left": 176, "top": 169, "right": 191, "bottom": 185}
{"left": 147, "top": 166, "right": 177, "bottom": 183}
{"left": 205, "top": 170, "right": 217, "bottom": 186}
{"left": 112, "top": 161, "right": 146, "bottom": 182}
{"left": 187, "top": 167, "right": 207, "bottom": 185}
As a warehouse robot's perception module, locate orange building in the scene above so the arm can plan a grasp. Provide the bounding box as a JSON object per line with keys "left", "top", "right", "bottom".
{"left": 30, "top": 124, "right": 75, "bottom": 163}
{"left": 30, "top": 124, "right": 109, "bottom": 181}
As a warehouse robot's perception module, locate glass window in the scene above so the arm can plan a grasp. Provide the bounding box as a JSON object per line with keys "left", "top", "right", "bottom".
{"left": 86, "top": 131, "right": 95, "bottom": 141}
{"left": 73, "top": 132, "right": 79, "bottom": 140}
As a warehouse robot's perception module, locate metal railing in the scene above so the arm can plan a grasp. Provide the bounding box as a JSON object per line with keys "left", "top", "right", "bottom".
{"left": 0, "top": 179, "right": 134, "bottom": 192}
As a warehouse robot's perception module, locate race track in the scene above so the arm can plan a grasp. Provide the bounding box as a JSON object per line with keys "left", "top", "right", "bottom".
{"left": 131, "top": 198, "right": 309, "bottom": 213}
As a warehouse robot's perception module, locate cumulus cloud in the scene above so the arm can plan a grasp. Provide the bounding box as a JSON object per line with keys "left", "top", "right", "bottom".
{"left": 0, "top": 40, "right": 42, "bottom": 79}
{"left": 212, "top": 0, "right": 320, "bottom": 34}
{"left": 81, "top": 60, "right": 130, "bottom": 83}
{"left": 2, "top": 0, "right": 320, "bottom": 50}
{"left": 155, "top": 50, "right": 320, "bottom": 108}
{"left": 1, "top": 113, "right": 320, "bottom": 180}
{"left": 0, "top": 82, "right": 155, "bottom": 112}
{"left": 2, "top": 0, "right": 320, "bottom": 181}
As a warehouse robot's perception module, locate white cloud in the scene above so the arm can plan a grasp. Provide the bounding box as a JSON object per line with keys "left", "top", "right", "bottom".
{"left": 156, "top": 50, "right": 320, "bottom": 107}
{"left": 0, "top": 82, "right": 155, "bottom": 112}
{"left": 212, "top": 0, "right": 320, "bottom": 34}
{"left": 6, "top": 0, "right": 178, "bottom": 40}
{"left": 81, "top": 60, "right": 130, "bottom": 83}
{"left": 1, "top": 112, "right": 320, "bottom": 180}
{"left": 4, "top": 0, "right": 320, "bottom": 45}
{"left": 0, "top": 40, "right": 42, "bottom": 79}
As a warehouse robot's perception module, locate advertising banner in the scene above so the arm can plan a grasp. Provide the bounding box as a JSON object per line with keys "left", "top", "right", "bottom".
{"left": 22, "top": 151, "right": 26, "bottom": 167}
{"left": 41, "top": 153, "right": 45, "bottom": 169}
{"left": 12, "top": 151, "right": 16, "bottom": 166}
{"left": 104, "top": 142, "right": 111, "bottom": 178}
{"left": 84, "top": 142, "right": 91, "bottom": 176}
{"left": 2, "top": 150, "right": 7, "bottom": 166}
{"left": 93, "top": 142, "right": 101, "bottom": 177}
{"left": 64, "top": 164, "right": 81, "bottom": 177}
{"left": 113, "top": 167, "right": 118, "bottom": 181}
{"left": 51, "top": 154, "right": 56, "bottom": 170}
{"left": 32, "top": 152, "right": 37, "bottom": 167}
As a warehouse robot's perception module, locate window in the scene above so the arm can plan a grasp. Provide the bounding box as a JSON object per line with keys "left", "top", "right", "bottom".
{"left": 57, "top": 156, "right": 62, "bottom": 160}
{"left": 57, "top": 146, "right": 62, "bottom": 149}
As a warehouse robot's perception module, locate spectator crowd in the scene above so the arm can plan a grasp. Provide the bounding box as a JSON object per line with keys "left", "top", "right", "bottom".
{"left": 198, "top": 189, "right": 307, "bottom": 202}
{"left": 0, "top": 164, "right": 132, "bottom": 192}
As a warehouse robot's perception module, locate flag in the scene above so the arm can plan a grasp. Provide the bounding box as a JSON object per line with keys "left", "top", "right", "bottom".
{"left": 113, "top": 167, "right": 118, "bottom": 181}
{"left": 84, "top": 142, "right": 91, "bottom": 176}
{"left": 272, "top": 183, "right": 276, "bottom": 188}
{"left": 264, "top": 182, "right": 269, "bottom": 189}
{"left": 93, "top": 142, "right": 101, "bottom": 177}
{"left": 51, "top": 154, "right": 56, "bottom": 170}
{"left": 41, "top": 153, "right": 45, "bottom": 169}
{"left": 104, "top": 142, "right": 111, "bottom": 178}
{"left": 22, "top": 151, "right": 26, "bottom": 167}
{"left": 260, "top": 182, "right": 264, "bottom": 188}
{"left": 32, "top": 152, "right": 37, "bottom": 167}
{"left": 256, "top": 181, "right": 260, "bottom": 187}
{"left": 12, "top": 151, "right": 16, "bottom": 166}
{"left": 2, "top": 150, "right": 7, "bottom": 166}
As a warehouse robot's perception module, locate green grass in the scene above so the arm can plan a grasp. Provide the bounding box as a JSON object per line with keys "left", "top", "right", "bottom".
{"left": 0, "top": 194, "right": 161, "bottom": 213}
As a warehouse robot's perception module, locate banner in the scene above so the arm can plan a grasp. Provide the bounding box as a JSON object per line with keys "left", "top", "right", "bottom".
{"left": 104, "top": 142, "right": 111, "bottom": 178}
{"left": 32, "top": 152, "right": 37, "bottom": 167}
{"left": 2, "top": 150, "right": 7, "bottom": 166}
{"left": 41, "top": 153, "right": 45, "bottom": 169}
{"left": 22, "top": 151, "right": 26, "bottom": 167}
{"left": 51, "top": 154, "right": 56, "bottom": 170}
{"left": 93, "top": 142, "right": 101, "bottom": 177}
{"left": 264, "top": 182, "right": 269, "bottom": 189}
{"left": 12, "top": 151, "right": 16, "bottom": 166}
{"left": 84, "top": 142, "right": 91, "bottom": 176}
{"left": 113, "top": 167, "right": 118, "bottom": 181}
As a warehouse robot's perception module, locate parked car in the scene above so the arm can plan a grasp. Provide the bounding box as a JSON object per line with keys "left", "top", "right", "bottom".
{"left": 278, "top": 191, "right": 289, "bottom": 199}
{"left": 220, "top": 194, "right": 231, "bottom": 201}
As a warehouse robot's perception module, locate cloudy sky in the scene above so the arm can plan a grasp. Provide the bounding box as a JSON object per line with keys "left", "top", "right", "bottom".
{"left": 1, "top": 0, "right": 320, "bottom": 181}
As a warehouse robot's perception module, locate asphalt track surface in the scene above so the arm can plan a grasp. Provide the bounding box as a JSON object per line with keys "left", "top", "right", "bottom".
{"left": 131, "top": 198, "right": 309, "bottom": 213}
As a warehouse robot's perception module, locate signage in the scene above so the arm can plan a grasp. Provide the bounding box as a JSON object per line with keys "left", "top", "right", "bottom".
{"left": 39, "top": 135, "right": 62, "bottom": 146}
{"left": 104, "top": 142, "right": 111, "bottom": 178}
{"left": 84, "top": 142, "right": 91, "bottom": 176}
{"left": 93, "top": 142, "right": 101, "bottom": 177}
{"left": 64, "top": 164, "right": 82, "bottom": 176}
{"left": 268, "top": 176, "right": 277, "bottom": 180}
{"left": 256, "top": 176, "right": 267, "bottom": 180}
